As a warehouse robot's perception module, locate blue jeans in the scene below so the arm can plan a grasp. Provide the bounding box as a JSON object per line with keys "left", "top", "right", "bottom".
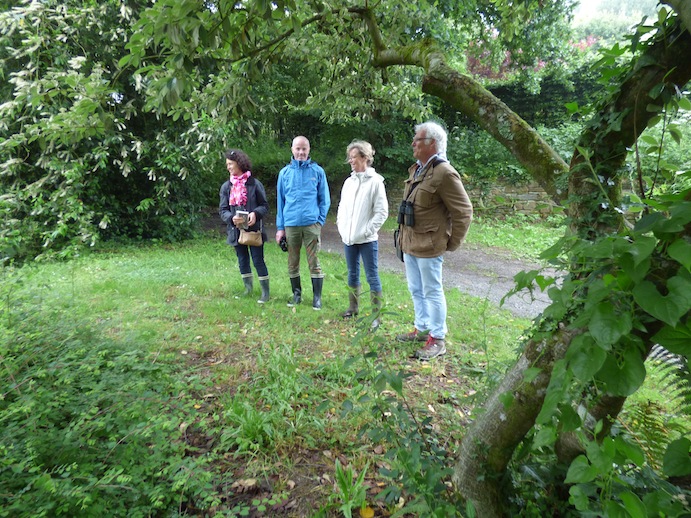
{"left": 235, "top": 244, "right": 268, "bottom": 278}
{"left": 344, "top": 241, "right": 381, "bottom": 293}
{"left": 403, "top": 253, "right": 447, "bottom": 339}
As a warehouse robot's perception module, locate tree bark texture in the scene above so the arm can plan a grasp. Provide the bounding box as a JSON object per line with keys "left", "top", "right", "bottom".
{"left": 450, "top": 326, "right": 578, "bottom": 517}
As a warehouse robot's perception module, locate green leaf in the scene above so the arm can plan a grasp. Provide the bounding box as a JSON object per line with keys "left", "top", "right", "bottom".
{"left": 566, "top": 334, "right": 608, "bottom": 380}
{"left": 536, "top": 360, "right": 569, "bottom": 424}
{"left": 565, "top": 102, "right": 579, "bottom": 114}
{"left": 565, "top": 455, "right": 598, "bottom": 484}
{"left": 668, "top": 238, "right": 691, "bottom": 271}
{"left": 633, "top": 276, "right": 691, "bottom": 327}
{"left": 499, "top": 391, "right": 515, "bottom": 409}
{"left": 558, "top": 404, "right": 582, "bottom": 432}
{"left": 388, "top": 372, "right": 403, "bottom": 395}
{"left": 596, "top": 348, "right": 646, "bottom": 396}
{"left": 639, "top": 134, "right": 658, "bottom": 146}
{"left": 569, "top": 485, "right": 590, "bottom": 511}
{"left": 662, "top": 438, "right": 691, "bottom": 477}
{"left": 652, "top": 323, "right": 691, "bottom": 356}
{"left": 523, "top": 367, "right": 541, "bottom": 383}
{"left": 533, "top": 426, "right": 557, "bottom": 449}
{"left": 566, "top": 335, "right": 607, "bottom": 381}
{"left": 588, "top": 303, "right": 632, "bottom": 348}
{"left": 614, "top": 436, "right": 645, "bottom": 467}
{"left": 619, "top": 253, "right": 651, "bottom": 284}
{"left": 669, "top": 126, "right": 682, "bottom": 145}
{"left": 626, "top": 235, "right": 657, "bottom": 266}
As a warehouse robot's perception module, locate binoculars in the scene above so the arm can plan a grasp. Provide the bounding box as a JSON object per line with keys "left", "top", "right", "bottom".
{"left": 279, "top": 235, "right": 288, "bottom": 252}
{"left": 397, "top": 200, "right": 415, "bottom": 227}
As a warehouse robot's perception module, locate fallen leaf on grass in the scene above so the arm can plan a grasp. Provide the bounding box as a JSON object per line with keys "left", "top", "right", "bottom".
{"left": 230, "top": 479, "right": 257, "bottom": 493}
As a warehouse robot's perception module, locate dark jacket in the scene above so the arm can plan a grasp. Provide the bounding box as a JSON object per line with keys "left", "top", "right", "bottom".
{"left": 219, "top": 176, "right": 269, "bottom": 246}
{"left": 399, "top": 159, "right": 473, "bottom": 258}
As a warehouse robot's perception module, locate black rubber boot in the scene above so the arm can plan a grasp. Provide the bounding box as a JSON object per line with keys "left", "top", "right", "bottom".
{"left": 242, "top": 275, "right": 253, "bottom": 296}
{"left": 341, "top": 286, "right": 360, "bottom": 318}
{"left": 371, "top": 291, "right": 383, "bottom": 331}
{"left": 311, "top": 277, "right": 323, "bottom": 310}
{"left": 258, "top": 277, "right": 270, "bottom": 304}
{"left": 288, "top": 277, "right": 301, "bottom": 307}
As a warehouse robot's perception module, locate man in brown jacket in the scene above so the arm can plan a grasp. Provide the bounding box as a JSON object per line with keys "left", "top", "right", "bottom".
{"left": 396, "top": 121, "right": 473, "bottom": 360}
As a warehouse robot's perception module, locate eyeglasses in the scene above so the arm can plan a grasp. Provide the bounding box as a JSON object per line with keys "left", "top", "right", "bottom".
{"left": 413, "top": 137, "right": 434, "bottom": 143}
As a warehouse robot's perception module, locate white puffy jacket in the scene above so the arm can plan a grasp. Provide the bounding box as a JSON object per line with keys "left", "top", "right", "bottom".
{"left": 337, "top": 168, "right": 389, "bottom": 246}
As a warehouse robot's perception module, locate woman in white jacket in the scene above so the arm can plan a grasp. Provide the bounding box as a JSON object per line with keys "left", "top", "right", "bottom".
{"left": 337, "top": 140, "right": 389, "bottom": 329}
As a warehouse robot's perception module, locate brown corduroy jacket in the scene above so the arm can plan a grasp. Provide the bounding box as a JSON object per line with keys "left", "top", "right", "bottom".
{"left": 399, "top": 158, "right": 473, "bottom": 258}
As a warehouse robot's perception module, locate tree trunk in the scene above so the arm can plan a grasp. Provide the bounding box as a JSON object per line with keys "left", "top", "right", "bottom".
{"left": 452, "top": 326, "right": 577, "bottom": 517}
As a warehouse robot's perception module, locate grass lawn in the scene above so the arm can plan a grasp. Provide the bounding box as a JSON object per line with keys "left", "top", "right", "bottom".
{"left": 1, "top": 218, "right": 686, "bottom": 517}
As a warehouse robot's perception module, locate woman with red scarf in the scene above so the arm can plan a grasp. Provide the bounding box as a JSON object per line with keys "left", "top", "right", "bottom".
{"left": 219, "top": 149, "right": 270, "bottom": 303}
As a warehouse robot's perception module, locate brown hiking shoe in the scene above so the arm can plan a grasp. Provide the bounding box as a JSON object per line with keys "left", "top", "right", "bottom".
{"left": 396, "top": 328, "right": 429, "bottom": 342}
{"left": 415, "top": 336, "right": 446, "bottom": 361}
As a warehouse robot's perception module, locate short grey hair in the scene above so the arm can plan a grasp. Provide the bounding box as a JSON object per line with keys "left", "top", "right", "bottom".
{"left": 415, "top": 121, "right": 447, "bottom": 156}
{"left": 346, "top": 140, "right": 375, "bottom": 167}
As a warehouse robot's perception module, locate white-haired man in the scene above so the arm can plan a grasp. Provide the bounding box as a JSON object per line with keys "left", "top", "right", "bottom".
{"left": 395, "top": 121, "right": 473, "bottom": 360}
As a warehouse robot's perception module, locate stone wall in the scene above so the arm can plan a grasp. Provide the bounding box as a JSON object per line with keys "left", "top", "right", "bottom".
{"left": 387, "top": 181, "right": 559, "bottom": 219}
{"left": 467, "top": 181, "right": 559, "bottom": 218}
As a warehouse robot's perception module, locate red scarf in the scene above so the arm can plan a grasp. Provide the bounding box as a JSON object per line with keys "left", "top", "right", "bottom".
{"left": 229, "top": 171, "right": 251, "bottom": 207}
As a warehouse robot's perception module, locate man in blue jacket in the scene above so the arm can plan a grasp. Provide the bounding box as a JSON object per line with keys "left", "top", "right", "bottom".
{"left": 275, "top": 136, "right": 331, "bottom": 310}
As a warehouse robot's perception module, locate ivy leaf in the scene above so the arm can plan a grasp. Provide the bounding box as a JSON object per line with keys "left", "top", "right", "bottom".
{"left": 619, "top": 253, "right": 650, "bottom": 284}
{"left": 566, "top": 334, "right": 607, "bottom": 380}
{"left": 499, "top": 391, "right": 515, "bottom": 409}
{"left": 596, "top": 348, "right": 646, "bottom": 396}
{"left": 614, "top": 436, "right": 645, "bottom": 467}
{"left": 523, "top": 367, "right": 542, "bottom": 383}
{"left": 558, "top": 404, "right": 582, "bottom": 432}
{"left": 662, "top": 438, "right": 691, "bottom": 477}
{"left": 632, "top": 276, "right": 691, "bottom": 327}
{"left": 536, "top": 360, "right": 569, "bottom": 424}
{"left": 668, "top": 238, "right": 691, "bottom": 271}
{"left": 533, "top": 426, "right": 557, "bottom": 449}
{"left": 626, "top": 235, "right": 657, "bottom": 267}
{"left": 620, "top": 491, "right": 646, "bottom": 518}
{"left": 652, "top": 323, "right": 691, "bottom": 356}
{"left": 565, "top": 455, "right": 598, "bottom": 484}
{"left": 565, "top": 102, "right": 579, "bottom": 114}
{"left": 589, "top": 303, "right": 632, "bottom": 348}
